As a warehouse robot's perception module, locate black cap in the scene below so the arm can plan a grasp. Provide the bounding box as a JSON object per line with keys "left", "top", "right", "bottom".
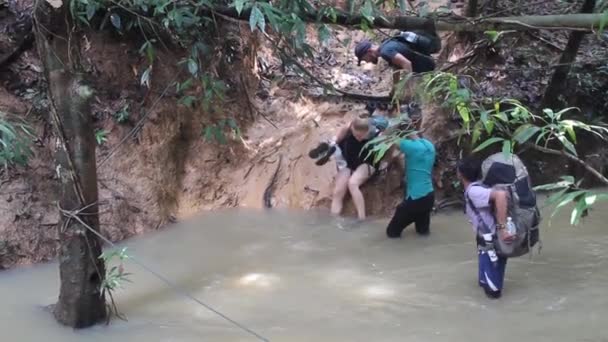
{"left": 354, "top": 40, "right": 372, "bottom": 66}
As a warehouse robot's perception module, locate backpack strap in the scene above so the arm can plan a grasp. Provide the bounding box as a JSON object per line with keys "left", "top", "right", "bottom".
{"left": 464, "top": 184, "right": 493, "bottom": 236}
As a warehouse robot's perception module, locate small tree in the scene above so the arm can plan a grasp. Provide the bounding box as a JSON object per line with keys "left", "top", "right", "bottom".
{"left": 33, "top": 0, "right": 106, "bottom": 327}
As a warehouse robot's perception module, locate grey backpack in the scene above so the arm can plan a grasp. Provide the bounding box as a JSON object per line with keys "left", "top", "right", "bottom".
{"left": 468, "top": 153, "right": 541, "bottom": 258}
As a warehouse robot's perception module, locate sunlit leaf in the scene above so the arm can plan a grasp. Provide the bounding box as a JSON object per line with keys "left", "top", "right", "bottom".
{"left": 234, "top": 0, "right": 246, "bottom": 15}
{"left": 45, "top": 0, "right": 62, "bottom": 8}
{"left": 249, "top": 5, "right": 265, "bottom": 32}
{"left": 361, "top": 0, "right": 374, "bottom": 22}
{"left": 110, "top": 13, "right": 122, "bottom": 30}
{"left": 140, "top": 66, "right": 152, "bottom": 88}
{"left": 512, "top": 124, "right": 540, "bottom": 144}
{"left": 456, "top": 102, "right": 470, "bottom": 124}
{"left": 557, "top": 134, "right": 577, "bottom": 156}
{"left": 570, "top": 198, "right": 588, "bottom": 225}
{"left": 550, "top": 190, "right": 586, "bottom": 219}
{"left": 473, "top": 137, "right": 504, "bottom": 153}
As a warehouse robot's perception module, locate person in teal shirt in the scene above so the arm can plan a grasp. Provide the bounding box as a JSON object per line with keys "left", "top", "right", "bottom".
{"left": 386, "top": 132, "right": 436, "bottom": 237}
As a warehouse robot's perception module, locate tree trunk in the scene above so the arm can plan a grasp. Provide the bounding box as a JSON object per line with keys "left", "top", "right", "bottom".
{"left": 33, "top": 1, "right": 107, "bottom": 328}
{"left": 541, "top": 0, "right": 596, "bottom": 109}
{"left": 209, "top": 6, "right": 605, "bottom": 32}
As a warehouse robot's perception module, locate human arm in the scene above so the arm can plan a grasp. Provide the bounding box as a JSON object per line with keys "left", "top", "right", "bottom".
{"left": 391, "top": 53, "right": 413, "bottom": 73}
{"left": 490, "top": 190, "right": 508, "bottom": 226}
{"left": 468, "top": 186, "right": 510, "bottom": 238}
{"left": 331, "top": 124, "right": 350, "bottom": 144}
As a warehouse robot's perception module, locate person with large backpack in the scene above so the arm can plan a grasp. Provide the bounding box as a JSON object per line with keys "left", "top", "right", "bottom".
{"left": 354, "top": 30, "right": 440, "bottom": 72}
{"left": 308, "top": 115, "right": 390, "bottom": 220}
{"left": 457, "top": 154, "right": 541, "bottom": 299}
{"left": 354, "top": 30, "right": 441, "bottom": 100}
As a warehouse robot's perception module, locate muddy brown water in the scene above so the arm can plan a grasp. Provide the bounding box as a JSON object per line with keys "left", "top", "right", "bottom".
{"left": 1, "top": 204, "right": 607, "bottom": 342}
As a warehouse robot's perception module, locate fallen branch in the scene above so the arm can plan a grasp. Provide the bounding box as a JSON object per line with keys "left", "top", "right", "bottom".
{"left": 526, "top": 143, "right": 608, "bottom": 186}
{"left": 206, "top": 6, "right": 606, "bottom": 32}
{"left": 525, "top": 31, "right": 565, "bottom": 52}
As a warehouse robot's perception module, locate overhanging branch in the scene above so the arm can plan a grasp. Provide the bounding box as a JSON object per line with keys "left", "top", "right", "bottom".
{"left": 525, "top": 143, "right": 608, "bottom": 186}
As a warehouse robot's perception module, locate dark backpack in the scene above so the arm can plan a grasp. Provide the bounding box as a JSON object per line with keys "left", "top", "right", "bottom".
{"left": 387, "top": 30, "right": 442, "bottom": 56}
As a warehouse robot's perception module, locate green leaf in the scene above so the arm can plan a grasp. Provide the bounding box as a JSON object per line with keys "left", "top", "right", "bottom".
{"left": 494, "top": 112, "right": 509, "bottom": 122}
{"left": 456, "top": 102, "right": 470, "bottom": 124}
{"left": 502, "top": 139, "right": 512, "bottom": 157}
{"left": 471, "top": 123, "right": 482, "bottom": 146}
{"left": 557, "top": 134, "right": 577, "bottom": 156}
{"left": 110, "top": 13, "right": 121, "bottom": 30}
{"left": 553, "top": 107, "right": 577, "bottom": 120}
{"left": 140, "top": 66, "right": 151, "bottom": 88}
{"left": 484, "top": 30, "right": 500, "bottom": 43}
{"left": 260, "top": 3, "right": 280, "bottom": 30}
{"left": 473, "top": 137, "right": 504, "bottom": 153}
{"left": 534, "top": 178, "right": 575, "bottom": 192}
{"left": 187, "top": 59, "right": 198, "bottom": 75}
{"left": 570, "top": 198, "right": 587, "bottom": 225}
{"left": 565, "top": 124, "right": 577, "bottom": 144}
{"left": 361, "top": 0, "right": 374, "bottom": 22}
{"left": 535, "top": 130, "right": 549, "bottom": 145}
{"left": 512, "top": 124, "right": 540, "bottom": 144}
{"left": 598, "top": 9, "right": 608, "bottom": 35}
{"left": 249, "top": 5, "right": 265, "bottom": 32}
{"left": 550, "top": 190, "right": 586, "bottom": 219}
{"left": 234, "top": 0, "right": 246, "bottom": 15}
{"left": 179, "top": 95, "right": 196, "bottom": 108}
{"left": 145, "top": 42, "right": 155, "bottom": 65}
{"left": 86, "top": 3, "right": 97, "bottom": 20}
{"left": 543, "top": 108, "right": 555, "bottom": 120}
{"left": 317, "top": 24, "right": 331, "bottom": 45}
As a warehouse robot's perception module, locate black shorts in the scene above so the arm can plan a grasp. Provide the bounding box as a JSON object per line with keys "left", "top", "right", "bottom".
{"left": 386, "top": 192, "right": 435, "bottom": 238}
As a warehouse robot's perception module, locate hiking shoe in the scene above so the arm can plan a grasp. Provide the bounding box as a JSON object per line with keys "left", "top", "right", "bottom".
{"left": 308, "top": 142, "right": 330, "bottom": 159}
{"left": 315, "top": 145, "right": 336, "bottom": 166}
{"left": 484, "top": 287, "right": 502, "bottom": 299}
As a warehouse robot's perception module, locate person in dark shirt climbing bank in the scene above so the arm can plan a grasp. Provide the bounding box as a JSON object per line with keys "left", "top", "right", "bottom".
{"left": 354, "top": 30, "right": 440, "bottom": 98}
{"left": 309, "top": 116, "right": 388, "bottom": 221}
{"left": 385, "top": 131, "right": 436, "bottom": 238}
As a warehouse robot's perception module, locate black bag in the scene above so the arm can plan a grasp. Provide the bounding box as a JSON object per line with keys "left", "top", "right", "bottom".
{"left": 387, "top": 30, "right": 441, "bottom": 55}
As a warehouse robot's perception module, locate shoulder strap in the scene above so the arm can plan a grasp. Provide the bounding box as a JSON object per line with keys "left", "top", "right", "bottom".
{"left": 465, "top": 184, "right": 493, "bottom": 235}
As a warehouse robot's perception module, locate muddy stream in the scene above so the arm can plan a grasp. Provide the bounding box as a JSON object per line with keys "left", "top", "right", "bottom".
{"left": 1, "top": 203, "right": 607, "bottom": 341}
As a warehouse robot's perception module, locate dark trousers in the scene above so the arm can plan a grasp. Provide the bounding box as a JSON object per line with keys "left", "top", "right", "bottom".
{"left": 386, "top": 192, "right": 435, "bottom": 238}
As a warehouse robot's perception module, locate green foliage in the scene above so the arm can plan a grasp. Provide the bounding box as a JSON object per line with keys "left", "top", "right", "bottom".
{"left": 598, "top": 9, "right": 608, "bottom": 35}
{"left": 95, "top": 129, "right": 109, "bottom": 145}
{"left": 484, "top": 30, "right": 505, "bottom": 44}
{"left": 361, "top": 114, "right": 418, "bottom": 164}
{"left": 421, "top": 71, "right": 608, "bottom": 227}
{"left": 534, "top": 176, "right": 608, "bottom": 226}
{"left": 99, "top": 247, "right": 132, "bottom": 294}
{"left": 203, "top": 118, "right": 240, "bottom": 144}
{"left": 421, "top": 72, "right": 608, "bottom": 158}
{"left": 0, "top": 114, "right": 35, "bottom": 168}
{"left": 113, "top": 104, "right": 130, "bottom": 124}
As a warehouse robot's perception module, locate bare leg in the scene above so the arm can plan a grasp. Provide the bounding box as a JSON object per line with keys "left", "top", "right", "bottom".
{"left": 348, "top": 164, "right": 374, "bottom": 220}
{"left": 331, "top": 168, "right": 352, "bottom": 216}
